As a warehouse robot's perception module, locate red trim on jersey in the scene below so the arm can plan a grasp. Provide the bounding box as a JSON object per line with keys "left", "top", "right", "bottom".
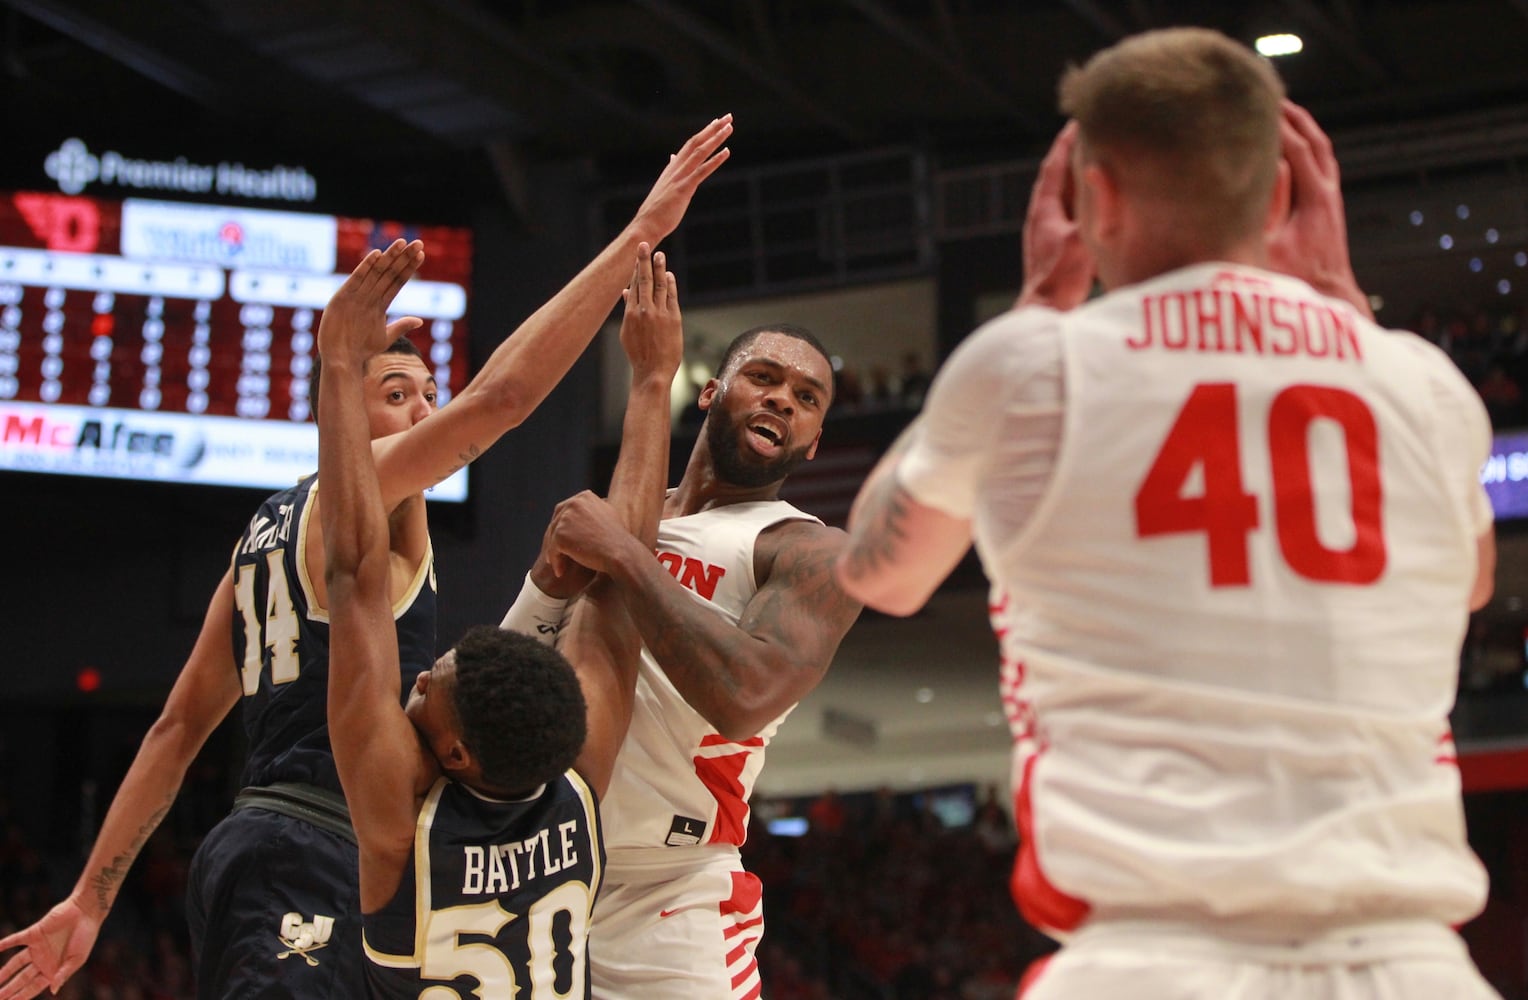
{"left": 1017, "top": 954, "right": 1055, "bottom": 997}
{"left": 730, "top": 949, "right": 760, "bottom": 988}
{"left": 694, "top": 745, "right": 761, "bottom": 845}
{"left": 722, "top": 873, "right": 764, "bottom": 1000}
{"left": 1011, "top": 753, "right": 1092, "bottom": 935}
{"left": 720, "top": 872, "right": 763, "bottom": 915}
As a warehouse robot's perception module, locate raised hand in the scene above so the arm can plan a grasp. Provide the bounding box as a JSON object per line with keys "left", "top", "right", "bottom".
{"left": 316, "top": 238, "right": 427, "bottom": 364}
{"left": 1266, "top": 100, "right": 1373, "bottom": 319}
{"left": 630, "top": 115, "right": 733, "bottom": 244}
{"left": 619, "top": 243, "right": 684, "bottom": 384}
{"left": 1017, "top": 120, "right": 1095, "bottom": 311}
{"left": 0, "top": 898, "right": 100, "bottom": 999}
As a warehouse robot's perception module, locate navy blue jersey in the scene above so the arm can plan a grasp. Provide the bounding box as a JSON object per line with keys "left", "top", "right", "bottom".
{"left": 362, "top": 773, "right": 604, "bottom": 999}
{"left": 230, "top": 474, "right": 437, "bottom": 794}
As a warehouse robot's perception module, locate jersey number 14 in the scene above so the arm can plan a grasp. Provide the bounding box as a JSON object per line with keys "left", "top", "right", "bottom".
{"left": 1134, "top": 382, "right": 1386, "bottom": 587}
{"left": 233, "top": 550, "right": 302, "bottom": 695}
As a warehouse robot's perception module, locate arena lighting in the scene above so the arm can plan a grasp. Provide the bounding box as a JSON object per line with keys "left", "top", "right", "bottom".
{"left": 1255, "top": 33, "right": 1304, "bottom": 57}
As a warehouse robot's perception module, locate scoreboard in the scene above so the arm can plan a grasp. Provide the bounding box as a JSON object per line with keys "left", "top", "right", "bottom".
{"left": 0, "top": 191, "right": 473, "bottom": 500}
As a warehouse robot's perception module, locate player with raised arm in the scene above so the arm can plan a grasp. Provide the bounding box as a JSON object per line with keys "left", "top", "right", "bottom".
{"left": 502, "top": 322, "right": 864, "bottom": 998}
{"left": 0, "top": 116, "right": 730, "bottom": 1000}
{"left": 837, "top": 28, "right": 1498, "bottom": 1000}
{"left": 322, "top": 241, "right": 679, "bottom": 998}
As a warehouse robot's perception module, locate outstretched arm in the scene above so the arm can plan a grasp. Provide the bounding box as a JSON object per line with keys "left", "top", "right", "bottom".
{"left": 0, "top": 573, "right": 241, "bottom": 1000}
{"left": 549, "top": 245, "right": 682, "bottom": 796}
{"left": 371, "top": 116, "right": 733, "bottom": 510}
{"left": 318, "top": 242, "right": 432, "bottom": 914}
{"left": 836, "top": 425, "right": 973, "bottom": 615}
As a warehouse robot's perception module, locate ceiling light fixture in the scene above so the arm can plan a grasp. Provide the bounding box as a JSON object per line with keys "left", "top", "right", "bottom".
{"left": 1255, "top": 33, "right": 1303, "bottom": 57}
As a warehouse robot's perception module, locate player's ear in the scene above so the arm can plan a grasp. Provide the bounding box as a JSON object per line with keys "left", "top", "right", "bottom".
{"left": 1082, "top": 162, "right": 1122, "bottom": 238}
{"left": 1264, "top": 159, "right": 1292, "bottom": 238}
{"left": 440, "top": 738, "right": 472, "bottom": 775}
{"left": 697, "top": 379, "right": 719, "bottom": 410}
{"left": 805, "top": 427, "right": 822, "bottom": 461}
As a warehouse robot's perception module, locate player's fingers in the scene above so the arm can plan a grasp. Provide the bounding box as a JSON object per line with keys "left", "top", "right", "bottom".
{"left": 635, "top": 242, "right": 654, "bottom": 309}
{"left": 1279, "top": 117, "right": 1319, "bottom": 201}
{"left": 664, "top": 270, "right": 679, "bottom": 312}
{"left": 376, "top": 240, "right": 425, "bottom": 305}
{"left": 384, "top": 317, "right": 423, "bottom": 340}
{"left": 0, "top": 961, "right": 41, "bottom": 1000}
{"left": 686, "top": 145, "right": 731, "bottom": 191}
{"left": 651, "top": 250, "right": 668, "bottom": 303}
{"left": 1029, "top": 121, "right": 1078, "bottom": 219}
{"left": 676, "top": 115, "right": 734, "bottom": 167}
{"left": 0, "top": 945, "right": 32, "bottom": 980}
{"left": 1282, "top": 100, "right": 1336, "bottom": 177}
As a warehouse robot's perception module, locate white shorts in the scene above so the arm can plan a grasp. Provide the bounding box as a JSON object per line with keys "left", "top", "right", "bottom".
{"left": 590, "top": 847, "right": 764, "bottom": 1000}
{"left": 1023, "top": 919, "right": 1501, "bottom": 1000}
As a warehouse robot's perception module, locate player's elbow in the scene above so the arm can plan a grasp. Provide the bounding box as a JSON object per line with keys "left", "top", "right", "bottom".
{"left": 474, "top": 375, "right": 534, "bottom": 432}
{"left": 835, "top": 562, "right": 929, "bottom": 618}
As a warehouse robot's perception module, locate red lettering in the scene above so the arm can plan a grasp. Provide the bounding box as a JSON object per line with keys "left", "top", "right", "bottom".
{"left": 1332, "top": 308, "right": 1363, "bottom": 361}
{"left": 656, "top": 551, "right": 683, "bottom": 578}
{"left": 1298, "top": 301, "right": 1331, "bottom": 357}
{"left": 654, "top": 551, "right": 727, "bottom": 601}
{"left": 1193, "top": 289, "right": 1225, "bottom": 352}
{"left": 1128, "top": 298, "right": 1155, "bottom": 350}
{"left": 1161, "top": 292, "right": 1190, "bottom": 349}
{"left": 679, "top": 557, "right": 725, "bottom": 601}
{"left": 2, "top": 415, "right": 43, "bottom": 445}
{"left": 1232, "top": 290, "right": 1263, "bottom": 354}
{"left": 14, "top": 194, "right": 100, "bottom": 252}
{"left": 1268, "top": 297, "right": 1299, "bottom": 355}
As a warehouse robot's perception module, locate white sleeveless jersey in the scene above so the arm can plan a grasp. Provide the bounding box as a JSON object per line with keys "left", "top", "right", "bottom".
{"left": 904, "top": 263, "right": 1492, "bottom": 937}
{"left": 600, "top": 499, "right": 821, "bottom": 856}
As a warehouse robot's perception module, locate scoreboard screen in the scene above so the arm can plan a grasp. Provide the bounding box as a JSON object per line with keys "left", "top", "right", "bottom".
{"left": 0, "top": 191, "right": 472, "bottom": 500}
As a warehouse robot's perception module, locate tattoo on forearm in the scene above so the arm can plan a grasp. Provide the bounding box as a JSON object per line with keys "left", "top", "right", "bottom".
{"left": 844, "top": 478, "right": 914, "bottom": 582}
{"left": 439, "top": 443, "right": 481, "bottom": 483}
{"left": 87, "top": 799, "right": 172, "bottom": 912}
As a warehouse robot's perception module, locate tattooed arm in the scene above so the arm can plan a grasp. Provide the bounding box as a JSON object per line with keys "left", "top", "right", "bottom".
{"left": 557, "top": 512, "right": 862, "bottom": 740}
{"left": 0, "top": 571, "right": 243, "bottom": 1000}
{"left": 837, "top": 422, "right": 974, "bottom": 617}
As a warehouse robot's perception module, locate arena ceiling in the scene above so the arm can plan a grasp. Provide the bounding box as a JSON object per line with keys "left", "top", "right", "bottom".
{"left": 4, "top": 0, "right": 1528, "bottom": 213}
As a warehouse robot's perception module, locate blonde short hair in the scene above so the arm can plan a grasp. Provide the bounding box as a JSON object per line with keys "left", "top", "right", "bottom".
{"left": 1059, "top": 27, "right": 1286, "bottom": 247}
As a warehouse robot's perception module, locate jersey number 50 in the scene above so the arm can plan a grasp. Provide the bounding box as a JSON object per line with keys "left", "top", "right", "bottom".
{"left": 1134, "top": 382, "right": 1385, "bottom": 587}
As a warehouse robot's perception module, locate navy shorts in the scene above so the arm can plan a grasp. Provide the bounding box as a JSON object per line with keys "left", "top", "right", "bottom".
{"left": 186, "top": 806, "right": 362, "bottom": 999}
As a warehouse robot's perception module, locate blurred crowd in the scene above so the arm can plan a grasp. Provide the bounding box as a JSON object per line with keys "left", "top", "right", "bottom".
{"left": 745, "top": 785, "right": 1053, "bottom": 1000}
{"left": 1416, "top": 301, "right": 1528, "bottom": 429}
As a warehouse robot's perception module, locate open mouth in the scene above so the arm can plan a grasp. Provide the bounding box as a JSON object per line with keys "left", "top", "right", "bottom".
{"left": 746, "top": 416, "right": 787, "bottom": 455}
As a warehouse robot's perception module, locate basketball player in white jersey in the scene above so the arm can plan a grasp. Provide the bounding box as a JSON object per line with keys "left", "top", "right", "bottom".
{"left": 837, "top": 28, "right": 1499, "bottom": 1000}
{"left": 503, "top": 324, "right": 863, "bottom": 998}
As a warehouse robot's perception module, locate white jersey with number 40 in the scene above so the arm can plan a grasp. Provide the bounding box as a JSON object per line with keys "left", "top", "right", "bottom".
{"left": 920, "top": 263, "right": 1492, "bottom": 937}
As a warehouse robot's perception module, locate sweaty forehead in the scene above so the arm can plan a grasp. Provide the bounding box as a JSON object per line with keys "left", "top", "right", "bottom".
{"left": 731, "top": 333, "right": 831, "bottom": 380}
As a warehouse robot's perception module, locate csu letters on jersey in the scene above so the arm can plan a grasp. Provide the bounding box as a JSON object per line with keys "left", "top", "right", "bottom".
{"left": 655, "top": 550, "right": 725, "bottom": 601}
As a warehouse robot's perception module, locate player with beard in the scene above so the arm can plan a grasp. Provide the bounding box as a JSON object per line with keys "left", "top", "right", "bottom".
{"left": 500, "top": 323, "right": 863, "bottom": 999}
